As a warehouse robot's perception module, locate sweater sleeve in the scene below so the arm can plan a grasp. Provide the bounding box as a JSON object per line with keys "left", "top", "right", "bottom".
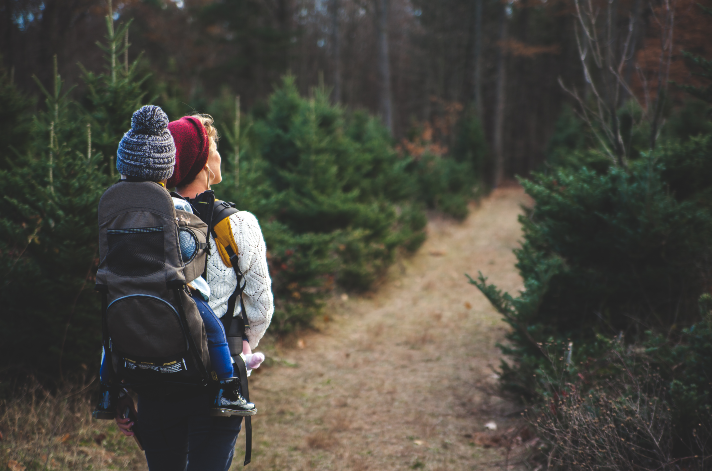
{"left": 229, "top": 211, "right": 274, "bottom": 349}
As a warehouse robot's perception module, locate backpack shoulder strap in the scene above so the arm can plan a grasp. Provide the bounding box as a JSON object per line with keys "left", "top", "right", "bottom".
{"left": 211, "top": 201, "right": 239, "bottom": 268}
{"left": 212, "top": 200, "right": 239, "bottom": 226}
{"left": 210, "top": 200, "right": 248, "bottom": 355}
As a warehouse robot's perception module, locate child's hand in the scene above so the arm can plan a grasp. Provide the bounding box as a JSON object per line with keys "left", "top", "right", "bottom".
{"left": 244, "top": 352, "right": 265, "bottom": 370}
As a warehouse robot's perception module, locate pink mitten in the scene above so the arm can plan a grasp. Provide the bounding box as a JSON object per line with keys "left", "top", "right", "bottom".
{"left": 244, "top": 352, "right": 265, "bottom": 370}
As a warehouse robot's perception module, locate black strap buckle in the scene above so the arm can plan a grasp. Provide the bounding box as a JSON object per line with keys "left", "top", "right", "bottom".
{"left": 167, "top": 280, "right": 186, "bottom": 290}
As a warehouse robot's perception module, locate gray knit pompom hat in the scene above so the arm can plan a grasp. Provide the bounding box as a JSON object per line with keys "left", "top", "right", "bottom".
{"left": 116, "top": 105, "right": 176, "bottom": 181}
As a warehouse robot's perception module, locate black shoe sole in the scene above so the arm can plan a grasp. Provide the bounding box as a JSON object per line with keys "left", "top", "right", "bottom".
{"left": 92, "top": 410, "right": 115, "bottom": 420}
{"left": 210, "top": 407, "right": 257, "bottom": 417}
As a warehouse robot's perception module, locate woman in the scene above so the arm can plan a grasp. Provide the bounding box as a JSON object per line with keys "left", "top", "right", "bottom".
{"left": 116, "top": 113, "right": 274, "bottom": 471}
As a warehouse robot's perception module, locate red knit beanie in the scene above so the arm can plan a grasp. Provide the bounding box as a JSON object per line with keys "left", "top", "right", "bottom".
{"left": 167, "top": 116, "right": 210, "bottom": 188}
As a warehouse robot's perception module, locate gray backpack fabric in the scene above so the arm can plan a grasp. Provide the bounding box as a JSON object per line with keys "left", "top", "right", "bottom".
{"left": 95, "top": 180, "right": 211, "bottom": 394}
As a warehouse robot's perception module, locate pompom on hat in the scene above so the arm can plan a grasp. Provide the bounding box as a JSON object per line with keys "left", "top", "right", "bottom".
{"left": 166, "top": 116, "right": 210, "bottom": 188}
{"left": 116, "top": 105, "right": 176, "bottom": 181}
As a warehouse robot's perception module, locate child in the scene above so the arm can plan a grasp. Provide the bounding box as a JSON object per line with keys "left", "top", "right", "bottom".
{"left": 92, "top": 105, "right": 261, "bottom": 420}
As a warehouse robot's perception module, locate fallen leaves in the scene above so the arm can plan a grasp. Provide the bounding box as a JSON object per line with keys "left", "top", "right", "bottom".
{"left": 472, "top": 432, "right": 506, "bottom": 448}
{"left": 39, "top": 456, "right": 60, "bottom": 469}
{"left": 470, "top": 426, "right": 539, "bottom": 450}
{"left": 7, "top": 460, "right": 25, "bottom": 471}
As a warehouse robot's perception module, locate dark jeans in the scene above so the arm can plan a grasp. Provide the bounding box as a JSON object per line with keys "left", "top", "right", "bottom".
{"left": 136, "top": 391, "right": 242, "bottom": 471}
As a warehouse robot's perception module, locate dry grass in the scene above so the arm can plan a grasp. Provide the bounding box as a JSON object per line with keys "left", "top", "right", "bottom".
{"left": 0, "top": 380, "right": 146, "bottom": 471}
{"left": 305, "top": 431, "right": 340, "bottom": 450}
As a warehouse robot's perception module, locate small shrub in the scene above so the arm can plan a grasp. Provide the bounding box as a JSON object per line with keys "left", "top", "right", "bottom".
{"left": 531, "top": 318, "right": 712, "bottom": 470}
{"left": 471, "top": 151, "right": 712, "bottom": 402}
{"left": 534, "top": 357, "right": 683, "bottom": 470}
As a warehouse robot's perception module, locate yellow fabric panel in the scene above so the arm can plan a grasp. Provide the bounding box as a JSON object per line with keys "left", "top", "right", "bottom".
{"left": 213, "top": 217, "right": 239, "bottom": 268}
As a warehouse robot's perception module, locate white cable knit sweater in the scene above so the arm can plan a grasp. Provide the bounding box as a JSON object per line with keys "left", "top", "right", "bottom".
{"left": 206, "top": 211, "right": 273, "bottom": 349}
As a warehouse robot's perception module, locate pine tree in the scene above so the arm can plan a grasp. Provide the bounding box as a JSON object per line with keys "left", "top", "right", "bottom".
{"left": 216, "top": 77, "right": 427, "bottom": 330}
{"left": 0, "top": 13, "right": 148, "bottom": 382}
{"left": 79, "top": 16, "right": 148, "bottom": 173}
{"left": 0, "top": 56, "right": 112, "bottom": 382}
{"left": 0, "top": 62, "right": 34, "bottom": 168}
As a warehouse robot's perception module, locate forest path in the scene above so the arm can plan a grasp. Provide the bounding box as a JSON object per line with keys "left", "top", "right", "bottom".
{"left": 241, "top": 186, "right": 530, "bottom": 471}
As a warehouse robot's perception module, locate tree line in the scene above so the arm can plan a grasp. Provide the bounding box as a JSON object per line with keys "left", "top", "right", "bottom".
{"left": 2, "top": 0, "right": 710, "bottom": 182}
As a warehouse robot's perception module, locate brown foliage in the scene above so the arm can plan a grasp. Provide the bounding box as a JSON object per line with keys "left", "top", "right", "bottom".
{"left": 499, "top": 39, "right": 561, "bottom": 57}
{"left": 632, "top": 0, "right": 712, "bottom": 102}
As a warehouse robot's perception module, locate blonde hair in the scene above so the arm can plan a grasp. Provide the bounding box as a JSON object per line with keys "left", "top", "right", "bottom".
{"left": 192, "top": 113, "right": 219, "bottom": 152}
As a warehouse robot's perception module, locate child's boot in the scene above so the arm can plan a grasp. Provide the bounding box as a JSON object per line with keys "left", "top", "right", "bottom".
{"left": 210, "top": 377, "right": 257, "bottom": 417}
{"left": 92, "top": 383, "right": 118, "bottom": 420}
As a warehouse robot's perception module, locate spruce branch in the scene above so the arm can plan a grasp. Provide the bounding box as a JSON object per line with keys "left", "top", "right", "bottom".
{"left": 467, "top": 271, "right": 554, "bottom": 365}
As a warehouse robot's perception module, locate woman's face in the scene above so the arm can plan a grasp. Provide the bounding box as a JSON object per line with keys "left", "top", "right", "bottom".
{"left": 207, "top": 141, "right": 222, "bottom": 186}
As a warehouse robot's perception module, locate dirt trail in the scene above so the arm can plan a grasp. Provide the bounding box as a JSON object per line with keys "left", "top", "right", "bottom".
{"left": 241, "top": 187, "right": 530, "bottom": 471}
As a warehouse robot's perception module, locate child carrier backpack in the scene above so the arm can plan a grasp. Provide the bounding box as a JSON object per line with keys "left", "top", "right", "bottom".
{"left": 95, "top": 179, "right": 211, "bottom": 396}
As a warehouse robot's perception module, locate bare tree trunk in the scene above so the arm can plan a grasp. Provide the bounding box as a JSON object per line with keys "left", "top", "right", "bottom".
{"left": 650, "top": 0, "right": 675, "bottom": 152}
{"left": 277, "top": 0, "right": 291, "bottom": 72}
{"left": 38, "top": 0, "right": 59, "bottom": 82}
{"left": 623, "top": 0, "right": 643, "bottom": 99}
{"left": 331, "top": 0, "right": 341, "bottom": 104}
{"left": 493, "top": 3, "right": 509, "bottom": 187}
{"left": 375, "top": 0, "right": 393, "bottom": 133}
{"left": 472, "top": 0, "right": 483, "bottom": 120}
{"left": 509, "top": 0, "right": 530, "bottom": 177}
{"left": 4, "top": 0, "right": 13, "bottom": 71}
{"left": 605, "top": 0, "right": 625, "bottom": 161}
{"left": 423, "top": 51, "right": 433, "bottom": 123}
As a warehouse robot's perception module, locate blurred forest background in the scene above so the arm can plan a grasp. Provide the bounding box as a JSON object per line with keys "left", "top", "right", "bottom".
{"left": 3, "top": 0, "right": 712, "bottom": 468}
{"left": 2, "top": 0, "right": 707, "bottom": 179}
